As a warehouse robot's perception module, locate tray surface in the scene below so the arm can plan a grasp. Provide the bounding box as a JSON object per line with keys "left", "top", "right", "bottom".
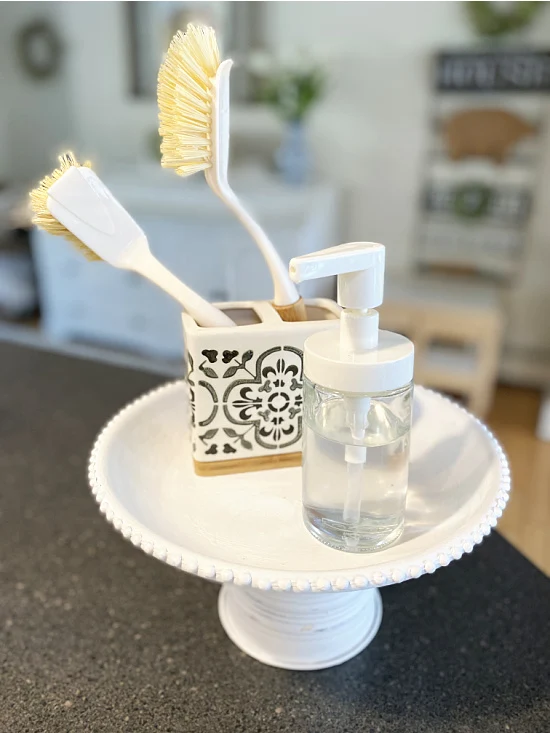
{"left": 89, "top": 382, "right": 510, "bottom": 591}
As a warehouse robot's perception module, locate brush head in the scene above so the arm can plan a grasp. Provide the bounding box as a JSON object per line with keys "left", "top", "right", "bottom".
{"left": 157, "top": 23, "right": 220, "bottom": 177}
{"left": 29, "top": 152, "right": 101, "bottom": 261}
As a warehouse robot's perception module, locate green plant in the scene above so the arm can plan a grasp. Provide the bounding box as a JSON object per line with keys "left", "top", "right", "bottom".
{"left": 249, "top": 53, "right": 325, "bottom": 123}
{"left": 149, "top": 129, "right": 162, "bottom": 161}
{"left": 466, "top": 1, "right": 542, "bottom": 37}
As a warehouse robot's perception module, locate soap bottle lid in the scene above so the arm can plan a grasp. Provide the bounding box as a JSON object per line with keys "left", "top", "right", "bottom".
{"left": 289, "top": 242, "right": 414, "bottom": 394}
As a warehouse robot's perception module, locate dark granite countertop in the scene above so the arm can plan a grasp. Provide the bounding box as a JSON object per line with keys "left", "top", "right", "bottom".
{"left": 0, "top": 342, "right": 548, "bottom": 733}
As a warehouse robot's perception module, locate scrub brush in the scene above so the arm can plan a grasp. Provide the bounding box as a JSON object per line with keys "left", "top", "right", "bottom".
{"left": 158, "top": 23, "right": 307, "bottom": 323}
{"left": 29, "top": 153, "right": 235, "bottom": 328}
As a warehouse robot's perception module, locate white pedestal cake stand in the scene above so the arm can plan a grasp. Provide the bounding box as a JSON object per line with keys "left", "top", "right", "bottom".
{"left": 88, "top": 383, "right": 510, "bottom": 671}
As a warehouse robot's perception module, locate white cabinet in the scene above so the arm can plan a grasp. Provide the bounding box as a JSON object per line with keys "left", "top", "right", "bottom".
{"left": 31, "top": 168, "right": 339, "bottom": 359}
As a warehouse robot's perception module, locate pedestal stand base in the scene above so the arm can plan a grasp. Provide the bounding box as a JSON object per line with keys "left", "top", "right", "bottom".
{"left": 89, "top": 382, "right": 510, "bottom": 670}
{"left": 218, "top": 585, "right": 383, "bottom": 671}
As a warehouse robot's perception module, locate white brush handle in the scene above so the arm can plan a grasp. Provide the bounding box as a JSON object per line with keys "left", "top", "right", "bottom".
{"left": 220, "top": 186, "right": 299, "bottom": 307}
{"left": 210, "top": 60, "right": 301, "bottom": 310}
{"left": 130, "top": 248, "right": 235, "bottom": 328}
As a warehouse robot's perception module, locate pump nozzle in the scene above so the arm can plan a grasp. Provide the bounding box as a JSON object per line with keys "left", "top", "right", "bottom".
{"left": 290, "top": 242, "right": 385, "bottom": 359}
{"left": 289, "top": 241, "right": 385, "bottom": 307}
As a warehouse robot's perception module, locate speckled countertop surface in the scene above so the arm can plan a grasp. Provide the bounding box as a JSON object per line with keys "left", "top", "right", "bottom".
{"left": 0, "top": 342, "right": 549, "bottom": 733}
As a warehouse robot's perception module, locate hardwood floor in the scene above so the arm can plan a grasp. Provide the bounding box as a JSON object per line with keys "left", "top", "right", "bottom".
{"left": 487, "top": 385, "right": 550, "bottom": 575}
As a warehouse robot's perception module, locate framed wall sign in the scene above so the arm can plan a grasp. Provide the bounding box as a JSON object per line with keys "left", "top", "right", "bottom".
{"left": 436, "top": 51, "right": 550, "bottom": 94}
{"left": 127, "top": 1, "right": 260, "bottom": 102}
{"left": 416, "top": 49, "right": 549, "bottom": 280}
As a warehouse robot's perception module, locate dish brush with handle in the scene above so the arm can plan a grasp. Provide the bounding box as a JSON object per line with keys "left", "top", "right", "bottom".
{"left": 29, "top": 153, "right": 342, "bottom": 476}
{"left": 29, "top": 152, "right": 235, "bottom": 329}
{"left": 158, "top": 23, "right": 307, "bottom": 323}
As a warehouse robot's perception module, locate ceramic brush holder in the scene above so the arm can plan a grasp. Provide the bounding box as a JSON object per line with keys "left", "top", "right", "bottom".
{"left": 182, "top": 299, "right": 341, "bottom": 476}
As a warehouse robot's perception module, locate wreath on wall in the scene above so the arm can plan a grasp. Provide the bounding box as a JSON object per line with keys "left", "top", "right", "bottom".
{"left": 16, "top": 20, "right": 63, "bottom": 81}
{"left": 466, "top": 1, "right": 542, "bottom": 37}
{"left": 453, "top": 183, "right": 493, "bottom": 219}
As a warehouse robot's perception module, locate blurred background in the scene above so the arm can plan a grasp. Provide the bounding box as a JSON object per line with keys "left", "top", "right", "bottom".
{"left": 0, "top": 1, "right": 549, "bottom": 571}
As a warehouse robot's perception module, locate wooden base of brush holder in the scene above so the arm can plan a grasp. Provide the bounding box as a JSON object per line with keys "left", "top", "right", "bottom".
{"left": 182, "top": 299, "right": 341, "bottom": 476}
{"left": 194, "top": 451, "right": 301, "bottom": 477}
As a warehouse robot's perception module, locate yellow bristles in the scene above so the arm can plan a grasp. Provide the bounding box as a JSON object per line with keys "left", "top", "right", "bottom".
{"left": 157, "top": 23, "right": 220, "bottom": 177}
{"left": 29, "top": 152, "right": 100, "bottom": 261}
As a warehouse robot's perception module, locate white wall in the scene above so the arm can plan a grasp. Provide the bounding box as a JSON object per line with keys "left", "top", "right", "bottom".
{"left": 0, "top": 2, "right": 74, "bottom": 183}
{"left": 264, "top": 1, "right": 550, "bottom": 359}
{"left": 60, "top": 2, "right": 157, "bottom": 165}
{"left": 52, "top": 1, "right": 550, "bottom": 267}
{"left": 264, "top": 2, "right": 550, "bottom": 270}
{"left": 0, "top": 5, "right": 10, "bottom": 181}
{"left": 3, "top": 1, "right": 550, "bottom": 364}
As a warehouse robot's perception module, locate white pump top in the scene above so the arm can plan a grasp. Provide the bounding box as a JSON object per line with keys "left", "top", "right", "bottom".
{"left": 289, "top": 242, "right": 414, "bottom": 394}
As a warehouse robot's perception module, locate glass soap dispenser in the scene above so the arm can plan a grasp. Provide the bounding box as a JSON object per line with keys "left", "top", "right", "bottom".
{"left": 289, "top": 242, "right": 414, "bottom": 553}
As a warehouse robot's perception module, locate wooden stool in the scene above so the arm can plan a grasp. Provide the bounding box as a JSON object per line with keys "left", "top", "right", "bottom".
{"left": 379, "top": 273, "right": 504, "bottom": 418}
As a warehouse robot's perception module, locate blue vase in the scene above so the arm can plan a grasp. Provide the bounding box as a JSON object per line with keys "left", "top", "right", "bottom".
{"left": 275, "top": 120, "right": 310, "bottom": 186}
